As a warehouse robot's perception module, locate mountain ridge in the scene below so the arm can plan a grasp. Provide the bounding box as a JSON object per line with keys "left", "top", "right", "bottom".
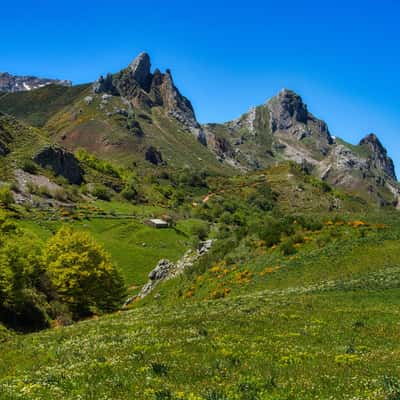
{"left": 0, "top": 72, "right": 72, "bottom": 93}
{"left": 204, "top": 88, "right": 399, "bottom": 206}
{"left": 0, "top": 52, "right": 398, "bottom": 207}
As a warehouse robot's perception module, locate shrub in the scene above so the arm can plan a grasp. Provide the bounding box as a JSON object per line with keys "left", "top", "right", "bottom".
{"left": 296, "top": 215, "right": 323, "bottom": 231}
{"left": 76, "top": 148, "right": 121, "bottom": 178}
{"left": 0, "top": 186, "right": 14, "bottom": 208}
{"left": 22, "top": 160, "right": 38, "bottom": 174}
{"left": 121, "top": 186, "right": 138, "bottom": 202}
{"left": 281, "top": 239, "right": 297, "bottom": 256}
{"left": 43, "top": 226, "right": 126, "bottom": 317}
{"left": 190, "top": 223, "right": 209, "bottom": 241}
{"left": 92, "top": 184, "right": 112, "bottom": 201}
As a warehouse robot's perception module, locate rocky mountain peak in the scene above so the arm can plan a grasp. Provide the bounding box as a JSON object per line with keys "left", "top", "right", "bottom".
{"left": 359, "top": 133, "right": 383, "bottom": 150}
{"left": 128, "top": 52, "right": 152, "bottom": 89}
{"left": 92, "top": 52, "right": 205, "bottom": 144}
{"left": 268, "top": 89, "right": 308, "bottom": 131}
{"left": 359, "top": 133, "right": 396, "bottom": 180}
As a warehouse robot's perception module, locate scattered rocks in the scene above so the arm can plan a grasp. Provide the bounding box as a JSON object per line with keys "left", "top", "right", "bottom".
{"left": 124, "top": 240, "right": 213, "bottom": 305}
{"left": 148, "top": 259, "right": 174, "bottom": 281}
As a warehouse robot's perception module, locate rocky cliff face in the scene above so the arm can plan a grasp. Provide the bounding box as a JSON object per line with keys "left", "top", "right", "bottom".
{"left": 0, "top": 72, "right": 71, "bottom": 93}
{"left": 204, "top": 89, "right": 399, "bottom": 206}
{"left": 359, "top": 133, "right": 396, "bottom": 180}
{"left": 93, "top": 52, "right": 206, "bottom": 144}
{"left": 33, "top": 146, "right": 84, "bottom": 185}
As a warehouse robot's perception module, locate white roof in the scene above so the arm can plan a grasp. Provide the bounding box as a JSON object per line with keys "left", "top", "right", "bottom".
{"left": 149, "top": 219, "right": 168, "bottom": 225}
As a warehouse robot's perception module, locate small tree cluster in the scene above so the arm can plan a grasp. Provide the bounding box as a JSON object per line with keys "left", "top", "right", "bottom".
{"left": 0, "top": 222, "right": 126, "bottom": 331}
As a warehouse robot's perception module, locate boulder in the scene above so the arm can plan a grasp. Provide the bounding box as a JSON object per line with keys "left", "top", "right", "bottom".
{"left": 148, "top": 259, "right": 175, "bottom": 281}
{"left": 33, "top": 146, "right": 84, "bottom": 184}
{"left": 92, "top": 73, "right": 119, "bottom": 95}
{"left": 145, "top": 146, "right": 164, "bottom": 165}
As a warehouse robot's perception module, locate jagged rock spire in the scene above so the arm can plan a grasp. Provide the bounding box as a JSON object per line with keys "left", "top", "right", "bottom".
{"left": 128, "top": 52, "right": 152, "bottom": 89}
{"left": 268, "top": 89, "right": 308, "bottom": 131}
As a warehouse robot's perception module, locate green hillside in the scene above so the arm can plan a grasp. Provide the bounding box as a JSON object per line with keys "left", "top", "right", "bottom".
{"left": 1, "top": 208, "right": 399, "bottom": 399}
{"left": 0, "top": 84, "right": 90, "bottom": 127}
{"left": 0, "top": 159, "right": 399, "bottom": 399}
{"left": 0, "top": 54, "right": 399, "bottom": 400}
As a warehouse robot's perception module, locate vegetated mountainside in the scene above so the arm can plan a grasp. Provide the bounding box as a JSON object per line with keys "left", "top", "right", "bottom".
{"left": 0, "top": 83, "right": 90, "bottom": 127}
{"left": 0, "top": 72, "right": 71, "bottom": 93}
{"left": 0, "top": 112, "right": 47, "bottom": 177}
{"left": 1, "top": 160, "right": 400, "bottom": 399}
{"left": 0, "top": 53, "right": 400, "bottom": 398}
{"left": 204, "top": 89, "right": 400, "bottom": 206}
{"left": 0, "top": 54, "right": 398, "bottom": 207}
{"left": 41, "top": 53, "right": 227, "bottom": 173}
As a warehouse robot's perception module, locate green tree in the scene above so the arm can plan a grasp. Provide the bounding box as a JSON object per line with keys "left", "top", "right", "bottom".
{"left": 0, "top": 233, "right": 49, "bottom": 330}
{"left": 43, "top": 227, "right": 126, "bottom": 317}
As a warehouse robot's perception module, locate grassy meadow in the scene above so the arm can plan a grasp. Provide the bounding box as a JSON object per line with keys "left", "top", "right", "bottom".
{"left": 0, "top": 163, "right": 399, "bottom": 399}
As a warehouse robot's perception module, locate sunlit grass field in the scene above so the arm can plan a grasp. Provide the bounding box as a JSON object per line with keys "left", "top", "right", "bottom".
{"left": 1, "top": 209, "right": 400, "bottom": 399}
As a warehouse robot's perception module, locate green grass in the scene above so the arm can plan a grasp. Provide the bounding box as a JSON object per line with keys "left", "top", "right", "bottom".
{"left": 0, "top": 286, "right": 399, "bottom": 399}
{"left": 0, "top": 84, "right": 90, "bottom": 127}
{"left": 0, "top": 152, "right": 399, "bottom": 399}
{"left": 2, "top": 194, "right": 399, "bottom": 399}
{"left": 19, "top": 216, "right": 199, "bottom": 287}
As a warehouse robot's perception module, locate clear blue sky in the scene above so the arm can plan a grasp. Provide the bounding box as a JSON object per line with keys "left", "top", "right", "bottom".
{"left": 2, "top": 0, "right": 399, "bottom": 175}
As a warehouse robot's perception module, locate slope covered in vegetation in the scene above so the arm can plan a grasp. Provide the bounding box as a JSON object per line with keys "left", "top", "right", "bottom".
{"left": 0, "top": 158, "right": 399, "bottom": 399}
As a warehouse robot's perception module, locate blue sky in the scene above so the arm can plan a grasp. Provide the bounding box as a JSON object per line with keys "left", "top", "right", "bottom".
{"left": 1, "top": 0, "right": 400, "bottom": 174}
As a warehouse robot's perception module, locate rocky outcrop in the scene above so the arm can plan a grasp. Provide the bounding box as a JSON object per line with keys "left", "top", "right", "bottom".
{"left": 93, "top": 73, "right": 119, "bottom": 96}
{"left": 33, "top": 146, "right": 84, "bottom": 184}
{"left": 0, "top": 72, "right": 71, "bottom": 93}
{"left": 124, "top": 240, "right": 213, "bottom": 304}
{"left": 203, "top": 88, "right": 398, "bottom": 206}
{"left": 359, "top": 133, "right": 396, "bottom": 180}
{"left": 92, "top": 52, "right": 206, "bottom": 144}
{"left": 268, "top": 89, "right": 308, "bottom": 131}
{"left": 267, "top": 89, "right": 333, "bottom": 147}
{"left": 145, "top": 146, "right": 164, "bottom": 165}
{"left": 128, "top": 52, "right": 152, "bottom": 90}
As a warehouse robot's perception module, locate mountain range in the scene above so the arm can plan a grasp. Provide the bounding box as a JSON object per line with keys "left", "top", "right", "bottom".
{"left": 1, "top": 52, "right": 400, "bottom": 399}
{"left": 0, "top": 72, "right": 71, "bottom": 92}
{"left": 0, "top": 52, "right": 398, "bottom": 207}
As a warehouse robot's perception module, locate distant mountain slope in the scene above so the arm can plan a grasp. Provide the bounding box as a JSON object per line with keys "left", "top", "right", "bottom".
{"left": 204, "top": 89, "right": 399, "bottom": 206}
{"left": 0, "top": 84, "right": 90, "bottom": 127}
{"left": 0, "top": 72, "right": 71, "bottom": 93}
